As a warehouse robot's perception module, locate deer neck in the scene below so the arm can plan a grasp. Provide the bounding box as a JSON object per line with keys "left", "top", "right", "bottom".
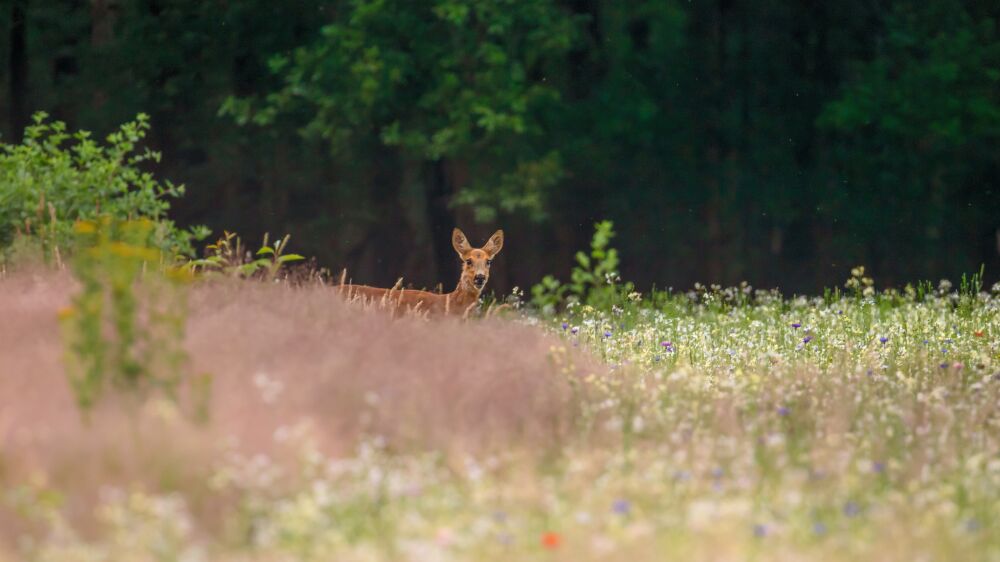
{"left": 448, "top": 279, "right": 481, "bottom": 309}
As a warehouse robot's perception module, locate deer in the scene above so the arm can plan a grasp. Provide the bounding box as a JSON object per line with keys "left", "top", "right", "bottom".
{"left": 335, "top": 228, "right": 503, "bottom": 316}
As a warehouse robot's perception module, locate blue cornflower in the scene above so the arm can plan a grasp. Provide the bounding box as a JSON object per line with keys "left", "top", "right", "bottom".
{"left": 604, "top": 330, "right": 612, "bottom": 338}
{"left": 879, "top": 336, "right": 889, "bottom": 344}
{"left": 777, "top": 406, "right": 790, "bottom": 416}
{"left": 612, "top": 499, "right": 631, "bottom": 515}
{"left": 791, "top": 322, "right": 801, "bottom": 329}
{"left": 812, "top": 522, "right": 828, "bottom": 536}
{"left": 843, "top": 501, "right": 861, "bottom": 517}
{"left": 940, "top": 362, "right": 949, "bottom": 369}
{"left": 803, "top": 336, "right": 813, "bottom": 344}
{"left": 753, "top": 524, "right": 767, "bottom": 538}
{"left": 561, "top": 322, "right": 569, "bottom": 330}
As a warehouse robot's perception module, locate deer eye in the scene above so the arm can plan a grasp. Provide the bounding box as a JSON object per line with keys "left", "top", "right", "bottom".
{"left": 486, "top": 259, "right": 493, "bottom": 266}
{"left": 465, "top": 259, "right": 472, "bottom": 266}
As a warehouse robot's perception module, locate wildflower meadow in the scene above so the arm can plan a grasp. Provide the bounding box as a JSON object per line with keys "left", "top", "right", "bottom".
{"left": 2, "top": 229, "right": 999, "bottom": 561}
{"left": 3, "top": 2, "right": 999, "bottom": 558}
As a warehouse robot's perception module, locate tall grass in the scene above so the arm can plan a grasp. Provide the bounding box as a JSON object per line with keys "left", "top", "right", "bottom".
{"left": 1, "top": 263, "right": 998, "bottom": 561}
{"left": 0, "top": 272, "right": 594, "bottom": 560}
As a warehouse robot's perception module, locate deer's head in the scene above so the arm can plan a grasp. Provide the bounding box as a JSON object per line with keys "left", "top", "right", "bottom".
{"left": 452, "top": 228, "right": 503, "bottom": 292}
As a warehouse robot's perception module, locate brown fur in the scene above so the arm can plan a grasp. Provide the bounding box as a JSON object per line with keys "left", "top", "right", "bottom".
{"left": 335, "top": 228, "right": 503, "bottom": 316}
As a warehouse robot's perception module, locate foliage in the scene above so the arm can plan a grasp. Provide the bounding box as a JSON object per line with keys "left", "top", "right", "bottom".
{"left": 0, "top": 112, "right": 207, "bottom": 261}
{"left": 815, "top": 0, "right": 1000, "bottom": 280}
{"left": 186, "top": 230, "right": 305, "bottom": 279}
{"left": 59, "top": 217, "right": 207, "bottom": 419}
{"left": 223, "top": 0, "right": 578, "bottom": 221}
{"left": 532, "top": 220, "right": 632, "bottom": 311}
{"left": 7, "top": 1, "right": 1000, "bottom": 290}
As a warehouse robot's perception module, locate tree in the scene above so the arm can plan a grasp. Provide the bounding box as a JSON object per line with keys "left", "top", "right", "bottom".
{"left": 225, "top": 0, "right": 577, "bottom": 282}
{"left": 820, "top": 0, "right": 1000, "bottom": 280}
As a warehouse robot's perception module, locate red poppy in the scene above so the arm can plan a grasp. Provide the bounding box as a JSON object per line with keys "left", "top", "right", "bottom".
{"left": 974, "top": 331, "right": 984, "bottom": 337}
{"left": 541, "top": 531, "right": 562, "bottom": 549}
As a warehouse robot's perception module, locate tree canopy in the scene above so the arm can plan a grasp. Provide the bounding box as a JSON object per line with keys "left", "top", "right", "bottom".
{"left": 2, "top": 0, "right": 997, "bottom": 291}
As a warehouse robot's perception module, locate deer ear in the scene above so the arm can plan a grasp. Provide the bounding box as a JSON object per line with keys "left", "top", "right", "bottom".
{"left": 483, "top": 229, "right": 504, "bottom": 258}
{"left": 452, "top": 228, "right": 472, "bottom": 256}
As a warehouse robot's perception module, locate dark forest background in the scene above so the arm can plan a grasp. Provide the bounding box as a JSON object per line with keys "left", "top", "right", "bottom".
{"left": 2, "top": 0, "right": 998, "bottom": 294}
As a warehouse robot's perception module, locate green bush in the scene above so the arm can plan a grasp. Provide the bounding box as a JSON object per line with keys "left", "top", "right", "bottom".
{"left": 531, "top": 220, "right": 632, "bottom": 312}
{"left": 0, "top": 112, "right": 206, "bottom": 262}
{"left": 59, "top": 217, "right": 209, "bottom": 420}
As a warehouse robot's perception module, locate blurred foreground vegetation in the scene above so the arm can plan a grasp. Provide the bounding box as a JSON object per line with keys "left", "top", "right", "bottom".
{"left": 2, "top": 206, "right": 999, "bottom": 560}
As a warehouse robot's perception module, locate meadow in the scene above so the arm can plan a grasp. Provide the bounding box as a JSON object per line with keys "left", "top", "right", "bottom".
{"left": 1, "top": 252, "right": 998, "bottom": 561}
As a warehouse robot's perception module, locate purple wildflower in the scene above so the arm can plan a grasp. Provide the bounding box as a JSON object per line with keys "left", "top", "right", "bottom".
{"left": 561, "top": 322, "right": 569, "bottom": 330}
{"left": 791, "top": 322, "right": 801, "bottom": 329}
{"left": 571, "top": 326, "right": 579, "bottom": 335}
{"left": 803, "top": 336, "right": 813, "bottom": 344}
{"left": 604, "top": 330, "right": 612, "bottom": 338}
{"left": 753, "top": 524, "right": 767, "bottom": 538}
{"left": 777, "top": 406, "right": 790, "bottom": 416}
{"left": 612, "top": 499, "right": 631, "bottom": 515}
{"left": 843, "top": 501, "right": 861, "bottom": 517}
{"left": 879, "top": 336, "right": 888, "bottom": 344}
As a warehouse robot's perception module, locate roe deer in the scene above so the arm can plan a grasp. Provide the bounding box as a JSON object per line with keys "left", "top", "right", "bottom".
{"left": 336, "top": 228, "right": 504, "bottom": 316}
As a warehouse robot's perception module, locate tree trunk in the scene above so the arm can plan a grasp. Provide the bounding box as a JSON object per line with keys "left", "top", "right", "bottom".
{"left": 8, "top": 0, "right": 28, "bottom": 141}
{"left": 423, "top": 159, "right": 459, "bottom": 287}
{"left": 90, "top": 0, "right": 117, "bottom": 111}
{"left": 357, "top": 144, "right": 411, "bottom": 287}
{"left": 90, "top": 0, "right": 115, "bottom": 46}
{"left": 702, "top": 0, "right": 731, "bottom": 285}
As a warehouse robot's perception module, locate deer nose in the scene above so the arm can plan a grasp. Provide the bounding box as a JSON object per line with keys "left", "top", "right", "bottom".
{"left": 474, "top": 274, "right": 486, "bottom": 285}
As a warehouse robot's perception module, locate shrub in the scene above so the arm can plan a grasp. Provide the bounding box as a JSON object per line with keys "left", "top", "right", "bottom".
{"left": 59, "top": 217, "right": 208, "bottom": 419}
{"left": 532, "top": 220, "right": 632, "bottom": 312}
{"left": 0, "top": 112, "right": 207, "bottom": 262}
